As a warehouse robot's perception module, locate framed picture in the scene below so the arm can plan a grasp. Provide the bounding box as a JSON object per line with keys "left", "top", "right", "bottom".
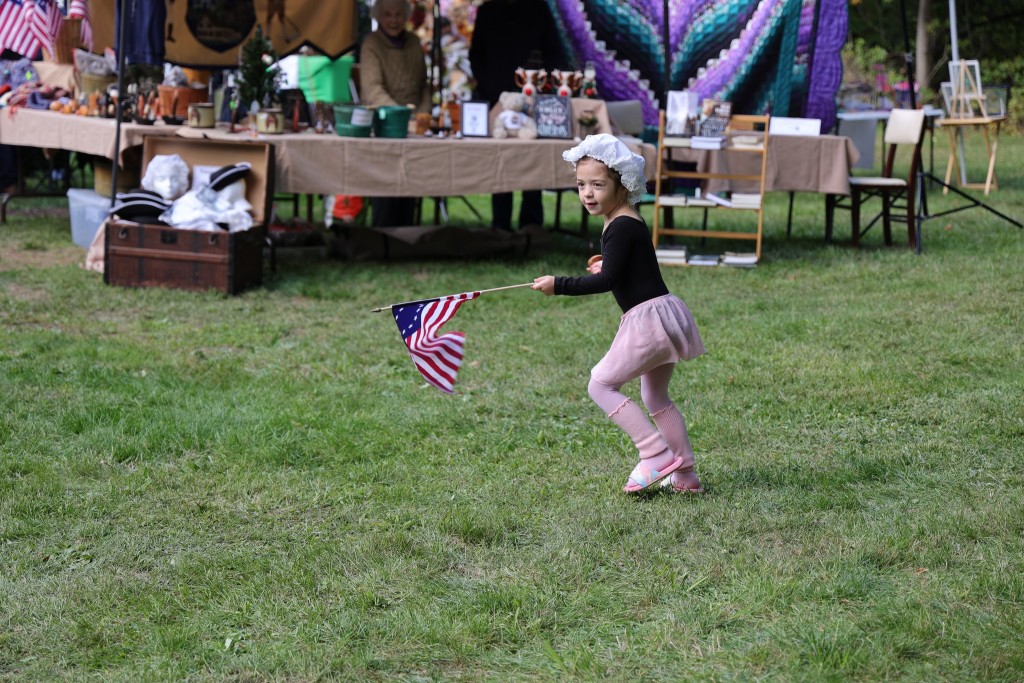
{"left": 533, "top": 94, "right": 572, "bottom": 139}
{"left": 940, "top": 81, "right": 954, "bottom": 115}
{"left": 666, "top": 90, "right": 699, "bottom": 136}
{"left": 984, "top": 85, "right": 1008, "bottom": 117}
{"left": 460, "top": 101, "right": 489, "bottom": 137}
{"left": 948, "top": 59, "right": 985, "bottom": 117}
{"left": 698, "top": 98, "right": 732, "bottom": 137}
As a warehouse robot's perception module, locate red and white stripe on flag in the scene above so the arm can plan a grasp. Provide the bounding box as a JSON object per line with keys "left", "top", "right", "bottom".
{"left": 67, "top": 0, "right": 91, "bottom": 51}
{"left": 0, "top": 0, "right": 61, "bottom": 59}
{"left": 0, "top": 0, "right": 40, "bottom": 57}
{"left": 393, "top": 291, "right": 481, "bottom": 394}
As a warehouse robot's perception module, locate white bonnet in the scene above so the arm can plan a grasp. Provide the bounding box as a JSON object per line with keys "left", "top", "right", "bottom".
{"left": 562, "top": 133, "right": 646, "bottom": 205}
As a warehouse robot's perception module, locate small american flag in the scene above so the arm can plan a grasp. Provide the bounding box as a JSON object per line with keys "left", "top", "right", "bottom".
{"left": 0, "top": 0, "right": 61, "bottom": 59}
{"left": 393, "top": 291, "right": 480, "bottom": 394}
{"left": 67, "top": 0, "right": 92, "bottom": 51}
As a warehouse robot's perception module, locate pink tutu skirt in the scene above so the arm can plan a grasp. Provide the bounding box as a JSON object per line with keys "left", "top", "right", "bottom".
{"left": 591, "top": 293, "right": 705, "bottom": 386}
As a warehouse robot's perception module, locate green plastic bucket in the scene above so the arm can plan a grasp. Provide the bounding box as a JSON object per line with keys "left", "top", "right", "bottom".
{"left": 335, "top": 121, "right": 371, "bottom": 138}
{"left": 334, "top": 104, "right": 372, "bottom": 137}
{"left": 373, "top": 106, "right": 412, "bottom": 138}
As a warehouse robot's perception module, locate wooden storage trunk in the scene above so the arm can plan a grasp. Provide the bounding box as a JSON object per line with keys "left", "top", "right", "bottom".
{"left": 105, "top": 137, "right": 274, "bottom": 295}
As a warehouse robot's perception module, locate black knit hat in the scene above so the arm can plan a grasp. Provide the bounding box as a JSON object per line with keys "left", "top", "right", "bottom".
{"left": 208, "top": 162, "right": 252, "bottom": 191}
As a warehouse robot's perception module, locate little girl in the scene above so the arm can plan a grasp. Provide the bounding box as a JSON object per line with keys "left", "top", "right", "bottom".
{"left": 532, "top": 134, "right": 705, "bottom": 494}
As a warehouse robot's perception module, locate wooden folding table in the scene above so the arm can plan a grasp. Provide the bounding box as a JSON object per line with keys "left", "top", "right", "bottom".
{"left": 937, "top": 115, "right": 1006, "bottom": 196}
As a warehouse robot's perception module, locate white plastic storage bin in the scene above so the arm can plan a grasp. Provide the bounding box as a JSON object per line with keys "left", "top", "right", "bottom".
{"left": 67, "top": 188, "right": 110, "bottom": 248}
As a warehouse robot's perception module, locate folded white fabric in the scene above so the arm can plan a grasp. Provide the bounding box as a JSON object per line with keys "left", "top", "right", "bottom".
{"left": 160, "top": 162, "right": 255, "bottom": 232}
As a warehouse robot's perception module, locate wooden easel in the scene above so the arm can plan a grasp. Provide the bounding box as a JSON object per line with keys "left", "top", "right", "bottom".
{"left": 948, "top": 60, "right": 987, "bottom": 118}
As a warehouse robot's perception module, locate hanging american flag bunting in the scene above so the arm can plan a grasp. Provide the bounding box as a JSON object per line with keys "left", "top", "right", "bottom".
{"left": 392, "top": 291, "right": 480, "bottom": 394}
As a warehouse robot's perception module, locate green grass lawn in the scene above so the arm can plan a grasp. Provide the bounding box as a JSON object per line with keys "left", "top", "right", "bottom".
{"left": 1, "top": 133, "right": 1023, "bottom": 682}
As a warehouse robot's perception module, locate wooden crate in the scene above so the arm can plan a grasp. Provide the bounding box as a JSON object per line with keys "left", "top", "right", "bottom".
{"left": 43, "top": 18, "right": 82, "bottom": 64}
{"left": 105, "top": 137, "right": 274, "bottom": 295}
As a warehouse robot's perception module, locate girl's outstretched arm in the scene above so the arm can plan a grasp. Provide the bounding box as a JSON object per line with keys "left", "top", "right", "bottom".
{"left": 532, "top": 275, "right": 555, "bottom": 295}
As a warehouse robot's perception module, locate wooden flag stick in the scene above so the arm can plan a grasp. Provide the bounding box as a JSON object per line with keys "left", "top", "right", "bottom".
{"left": 370, "top": 282, "right": 534, "bottom": 313}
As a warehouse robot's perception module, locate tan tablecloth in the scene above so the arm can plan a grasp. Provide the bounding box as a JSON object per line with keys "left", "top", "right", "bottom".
{"left": 176, "top": 125, "right": 655, "bottom": 197}
{"left": 0, "top": 107, "right": 179, "bottom": 165}
{"left": 0, "top": 108, "right": 654, "bottom": 197}
{"left": 33, "top": 62, "right": 76, "bottom": 92}
{"left": 672, "top": 134, "right": 860, "bottom": 195}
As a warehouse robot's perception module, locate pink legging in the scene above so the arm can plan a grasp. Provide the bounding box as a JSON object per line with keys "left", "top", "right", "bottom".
{"left": 589, "top": 363, "right": 695, "bottom": 466}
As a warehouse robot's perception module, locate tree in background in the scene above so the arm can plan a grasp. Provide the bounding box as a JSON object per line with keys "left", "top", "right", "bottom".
{"left": 848, "top": 0, "right": 1023, "bottom": 126}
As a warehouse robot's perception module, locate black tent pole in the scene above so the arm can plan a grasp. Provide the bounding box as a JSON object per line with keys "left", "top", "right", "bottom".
{"left": 897, "top": 0, "right": 925, "bottom": 252}
{"left": 109, "top": 0, "right": 128, "bottom": 210}
{"left": 105, "top": 0, "right": 128, "bottom": 285}
{"left": 897, "top": 0, "right": 917, "bottom": 110}
{"left": 804, "top": 0, "right": 823, "bottom": 118}
{"left": 432, "top": 0, "right": 442, "bottom": 112}
{"left": 662, "top": 0, "right": 670, "bottom": 104}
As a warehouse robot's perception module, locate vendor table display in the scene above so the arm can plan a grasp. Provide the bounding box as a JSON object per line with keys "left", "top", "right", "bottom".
{"left": 664, "top": 133, "right": 860, "bottom": 244}
{"left": 175, "top": 126, "right": 655, "bottom": 197}
{"left": 667, "top": 134, "right": 859, "bottom": 196}
{"left": 0, "top": 107, "right": 179, "bottom": 165}
{"left": 0, "top": 109, "right": 655, "bottom": 198}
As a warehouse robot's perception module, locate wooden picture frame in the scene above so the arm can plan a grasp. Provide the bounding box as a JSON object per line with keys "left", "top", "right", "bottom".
{"left": 533, "top": 94, "right": 572, "bottom": 139}
{"left": 460, "top": 101, "right": 489, "bottom": 137}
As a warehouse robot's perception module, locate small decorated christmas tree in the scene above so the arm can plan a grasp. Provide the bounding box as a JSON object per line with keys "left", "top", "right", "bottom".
{"left": 238, "top": 26, "right": 282, "bottom": 111}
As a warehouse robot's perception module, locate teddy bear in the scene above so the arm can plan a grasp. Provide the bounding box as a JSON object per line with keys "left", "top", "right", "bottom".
{"left": 492, "top": 91, "right": 537, "bottom": 139}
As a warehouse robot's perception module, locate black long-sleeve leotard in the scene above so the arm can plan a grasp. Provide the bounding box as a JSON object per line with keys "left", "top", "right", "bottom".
{"left": 553, "top": 216, "right": 669, "bottom": 313}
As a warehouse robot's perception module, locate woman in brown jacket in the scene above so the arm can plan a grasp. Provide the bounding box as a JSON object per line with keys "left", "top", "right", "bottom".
{"left": 358, "top": 0, "right": 432, "bottom": 227}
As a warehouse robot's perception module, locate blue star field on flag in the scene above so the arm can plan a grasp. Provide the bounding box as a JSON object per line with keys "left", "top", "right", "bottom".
{"left": 392, "top": 291, "right": 480, "bottom": 393}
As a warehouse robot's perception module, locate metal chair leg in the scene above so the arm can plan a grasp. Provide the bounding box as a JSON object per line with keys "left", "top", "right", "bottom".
{"left": 824, "top": 194, "right": 835, "bottom": 242}
{"left": 786, "top": 191, "right": 795, "bottom": 238}
{"left": 851, "top": 188, "right": 861, "bottom": 247}
{"left": 882, "top": 192, "right": 893, "bottom": 245}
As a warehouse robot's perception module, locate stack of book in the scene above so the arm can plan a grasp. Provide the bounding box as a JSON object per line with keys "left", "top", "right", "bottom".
{"left": 721, "top": 251, "right": 758, "bottom": 268}
{"left": 687, "top": 254, "right": 721, "bottom": 267}
{"left": 657, "top": 194, "right": 716, "bottom": 208}
{"left": 729, "top": 134, "right": 764, "bottom": 150}
{"left": 690, "top": 136, "right": 725, "bottom": 150}
{"left": 662, "top": 136, "right": 693, "bottom": 148}
{"left": 731, "top": 193, "right": 762, "bottom": 209}
{"left": 655, "top": 246, "right": 688, "bottom": 265}
{"left": 705, "top": 192, "right": 733, "bottom": 207}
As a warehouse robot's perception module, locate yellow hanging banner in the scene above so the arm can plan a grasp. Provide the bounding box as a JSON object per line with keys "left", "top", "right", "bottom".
{"left": 89, "top": 0, "right": 358, "bottom": 67}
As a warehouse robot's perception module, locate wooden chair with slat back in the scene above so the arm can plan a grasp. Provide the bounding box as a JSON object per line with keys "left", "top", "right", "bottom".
{"left": 826, "top": 108, "right": 925, "bottom": 248}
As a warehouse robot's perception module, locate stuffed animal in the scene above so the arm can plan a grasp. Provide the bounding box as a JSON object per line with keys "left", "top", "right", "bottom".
{"left": 492, "top": 91, "right": 537, "bottom": 140}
